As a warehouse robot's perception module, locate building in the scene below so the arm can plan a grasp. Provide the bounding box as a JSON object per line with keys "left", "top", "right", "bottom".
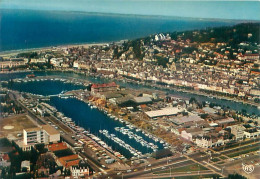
{"left": 0, "top": 59, "right": 27, "bottom": 70}
{"left": 195, "top": 135, "right": 224, "bottom": 148}
{"left": 133, "top": 96, "right": 152, "bottom": 105}
{"left": 145, "top": 107, "right": 183, "bottom": 119}
{"left": 244, "top": 128, "right": 260, "bottom": 138}
{"left": 244, "top": 54, "right": 259, "bottom": 61}
{"left": 23, "top": 127, "right": 42, "bottom": 146}
{"left": 91, "top": 82, "right": 118, "bottom": 94}
{"left": 171, "top": 115, "right": 204, "bottom": 125}
{"left": 70, "top": 160, "right": 92, "bottom": 178}
{"left": 23, "top": 125, "right": 60, "bottom": 146}
{"left": 47, "top": 142, "right": 68, "bottom": 152}
{"left": 21, "top": 160, "right": 30, "bottom": 172}
{"left": 181, "top": 127, "right": 202, "bottom": 142}
{"left": 228, "top": 125, "right": 245, "bottom": 140}
{"left": 41, "top": 125, "right": 60, "bottom": 144}
{"left": 58, "top": 154, "right": 80, "bottom": 168}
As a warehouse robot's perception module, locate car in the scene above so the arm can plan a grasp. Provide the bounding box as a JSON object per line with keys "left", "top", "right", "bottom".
{"left": 102, "top": 165, "right": 106, "bottom": 168}
{"left": 134, "top": 169, "right": 138, "bottom": 172}
{"left": 161, "top": 166, "right": 166, "bottom": 169}
{"left": 126, "top": 169, "right": 132, "bottom": 173}
{"left": 147, "top": 164, "right": 152, "bottom": 167}
{"left": 117, "top": 172, "right": 122, "bottom": 175}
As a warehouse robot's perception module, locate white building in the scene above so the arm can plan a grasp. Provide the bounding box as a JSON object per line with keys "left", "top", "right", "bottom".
{"left": 195, "top": 136, "right": 224, "bottom": 148}
{"left": 23, "top": 127, "right": 42, "bottom": 145}
{"left": 244, "top": 129, "right": 260, "bottom": 139}
{"left": 70, "top": 160, "right": 91, "bottom": 178}
{"left": 227, "top": 125, "right": 245, "bottom": 140}
{"left": 21, "top": 160, "right": 30, "bottom": 172}
{"left": 23, "top": 125, "right": 60, "bottom": 146}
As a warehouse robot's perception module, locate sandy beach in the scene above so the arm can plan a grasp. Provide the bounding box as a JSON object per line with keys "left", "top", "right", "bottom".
{"left": 0, "top": 42, "right": 109, "bottom": 57}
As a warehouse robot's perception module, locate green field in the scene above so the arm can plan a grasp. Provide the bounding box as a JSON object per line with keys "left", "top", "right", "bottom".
{"left": 227, "top": 146, "right": 259, "bottom": 158}
{"left": 219, "top": 156, "right": 227, "bottom": 160}
{"left": 174, "top": 174, "right": 221, "bottom": 179}
{"left": 211, "top": 158, "right": 220, "bottom": 162}
{"left": 154, "top": 164, "right": 208, "bottom": 174}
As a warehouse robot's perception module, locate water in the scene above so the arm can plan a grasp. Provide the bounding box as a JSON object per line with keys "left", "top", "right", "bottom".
{"left": 8, "top": 79, "right": 85, "bottom": 96}
{"left": 49, "top": 97, "right": 163, "bottom": 158}
{"left": 2, "top": 71, "right": 259, "bottom": 116}
{"left": 0, "top": 9, "right": 236, "bottom": 52}
{"left": 1, "top": 71, "right": 259, "bottom": 157}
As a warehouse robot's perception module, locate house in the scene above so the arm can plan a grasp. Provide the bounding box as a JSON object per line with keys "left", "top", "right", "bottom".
{"left": 70, "top": 160, "right": 93, "bottom": 178}
{"left": 21, "top": 160, "right": 30, "bottom": 172}
{"left": 181, "top": 127, "right": 202, "bottom": 142}
{"left": 195, "top": 135, "right": 224, "bottom": 148}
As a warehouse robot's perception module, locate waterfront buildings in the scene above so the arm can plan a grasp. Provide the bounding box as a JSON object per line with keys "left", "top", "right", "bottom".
{"left": 91, "top": 82, "right": 118, "bottom": 94}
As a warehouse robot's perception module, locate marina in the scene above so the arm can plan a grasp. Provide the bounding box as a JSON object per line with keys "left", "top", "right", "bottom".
{"left": 49, "top": 97, "right": 163, "bottom": 158}
{"left": 1, "top": 71, "right": 259, "bottom": 115}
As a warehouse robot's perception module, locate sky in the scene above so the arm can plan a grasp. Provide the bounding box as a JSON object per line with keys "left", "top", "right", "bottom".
{"left": 0, "top": 0, "right": 260, "bottom": 20}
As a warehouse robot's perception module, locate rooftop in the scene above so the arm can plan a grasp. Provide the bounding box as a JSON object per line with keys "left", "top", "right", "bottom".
{"left": 145, "top": 107, "right": 183, "bottom": 118}
{"left": 91, "top": 82, "right": 117, "bottom": 89}
{"left": 172, "top": 114, "right": 204, "bottom": 124}
{"left": 48, "top": 142, "right": 68, "bottom": 152}
{"left": 41, "top": 125, "right": 59, "bottom": 135}
{"left": 133, "top": 96, "right": 152, "bottom": 104}
{"left": 24, "top": 127, "right": 41, "bottom": 132}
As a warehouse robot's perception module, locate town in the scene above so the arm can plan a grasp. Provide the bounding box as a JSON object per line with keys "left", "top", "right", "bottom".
{"left": 0, "top": 23, "right": 259, "bottom": 178}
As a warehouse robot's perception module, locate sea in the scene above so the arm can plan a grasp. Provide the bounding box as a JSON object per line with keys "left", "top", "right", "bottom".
{"left": 0, "top": 9, "right": 238, "bottom": 52}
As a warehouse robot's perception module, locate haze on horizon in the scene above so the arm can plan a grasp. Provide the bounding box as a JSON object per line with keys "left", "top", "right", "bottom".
{"left": 0, "top": 0, "right": 260, "bottom": 20}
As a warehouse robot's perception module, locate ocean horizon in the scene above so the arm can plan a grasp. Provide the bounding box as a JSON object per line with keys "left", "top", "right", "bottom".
{"left": 0, "top": 9, "right": 246, "bottom": 52}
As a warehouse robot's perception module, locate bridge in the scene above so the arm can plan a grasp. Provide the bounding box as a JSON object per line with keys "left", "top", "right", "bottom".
{"left": 48, "top": 94, "right": 74, "bottom": 98}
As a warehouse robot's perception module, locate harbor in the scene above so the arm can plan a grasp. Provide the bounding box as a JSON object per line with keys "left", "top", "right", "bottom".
{"left": 49, "top": 97, "right": 165, "bottom": 159}
{"left": 0, "top": 70, "right": 259, "bottom": 116}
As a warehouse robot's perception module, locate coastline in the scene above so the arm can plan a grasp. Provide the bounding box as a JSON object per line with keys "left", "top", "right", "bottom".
{"left": 0, "top": 42, "right": 111, "bottom": 57}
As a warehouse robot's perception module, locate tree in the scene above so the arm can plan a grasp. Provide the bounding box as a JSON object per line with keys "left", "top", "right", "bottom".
{"left": 156, "top": 56, "right": 168, "bottom": 68}
{"left": 189, "top": 97, "right": 197, "bottom": 104}
{"left": 228, "top": 173, "right": 247, "bottom": 179}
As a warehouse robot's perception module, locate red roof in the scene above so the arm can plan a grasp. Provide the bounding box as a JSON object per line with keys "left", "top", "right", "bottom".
{"left": 58, "top": 154, "right": 79, "bottom": 168}
{"left": 244, "top": 54, "right": 259, "bottom": 56}
{"left": 65, "top": 159, "right": 80, "bottom": 168}
{"left": 48, "top": 142, "right": 68, "bottom": 152}
{"left": 91, "top": 82, "right": 117, "bottom": 89}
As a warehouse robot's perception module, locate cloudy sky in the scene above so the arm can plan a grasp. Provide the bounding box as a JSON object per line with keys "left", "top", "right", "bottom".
{"left": 1, "top": 0, "right": 259, "bottom": 20}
